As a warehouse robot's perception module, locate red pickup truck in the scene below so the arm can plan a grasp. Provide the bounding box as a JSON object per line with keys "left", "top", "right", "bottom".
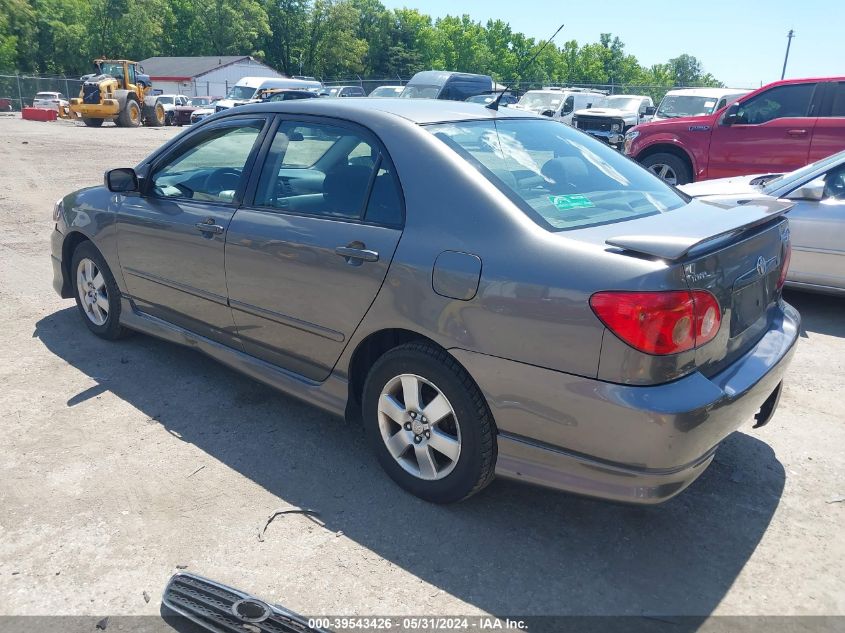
{"left": 624, "top": 77, "right": 845, "bottom": 185}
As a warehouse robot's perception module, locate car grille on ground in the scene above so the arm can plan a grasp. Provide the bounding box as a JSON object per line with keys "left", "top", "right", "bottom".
{"left": 163, "top": 572, "right": 325, "bottom": 633}
{"left": 574, "top": 116, "right": 614, "bottom": 132}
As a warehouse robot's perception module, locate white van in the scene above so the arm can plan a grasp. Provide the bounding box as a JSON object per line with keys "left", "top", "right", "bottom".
{"left": 652, "top": 87, "right": 750, "bottom": 121}
{"left": 513, "top": 88, "right": 606, "bottom": 125}
{"left": 215, "top": 76, "right": 323, "bottom": 112}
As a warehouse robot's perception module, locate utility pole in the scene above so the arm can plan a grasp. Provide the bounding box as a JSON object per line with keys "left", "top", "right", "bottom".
{"left": 781, "top": 29, "right": 795, "bottom": 80}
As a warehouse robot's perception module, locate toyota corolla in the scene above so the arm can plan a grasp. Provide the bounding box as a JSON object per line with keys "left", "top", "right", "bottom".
{"left": 50, "top": 98, "right": 799, "bottom": 504}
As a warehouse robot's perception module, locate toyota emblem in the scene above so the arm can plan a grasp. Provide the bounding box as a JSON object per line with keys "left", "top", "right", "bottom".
{"left": 756, "top": 256, "right": 767, "bottom": 276}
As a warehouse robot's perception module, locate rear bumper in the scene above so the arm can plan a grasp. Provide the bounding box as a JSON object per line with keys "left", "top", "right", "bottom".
{"left": 451, "top": 301, "right": 800, "bottom": 504}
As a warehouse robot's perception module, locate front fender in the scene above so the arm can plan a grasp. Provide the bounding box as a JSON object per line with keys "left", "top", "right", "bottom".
{"left": 60, "top": 186, "right": 128, "bottom": 293}
{"left": 630, "top": 132, "right": 706, "bottom": 180}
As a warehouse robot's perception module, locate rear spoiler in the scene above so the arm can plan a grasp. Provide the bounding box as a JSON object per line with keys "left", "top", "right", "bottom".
{"left": 606, "top": 198, "right": 792, "bottom": 261}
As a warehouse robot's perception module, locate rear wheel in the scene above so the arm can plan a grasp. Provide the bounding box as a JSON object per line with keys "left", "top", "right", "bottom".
{"left": 82, "top": 117, "right": 104, "bottom": 127}
{"left": 640, "top": 152, "right": 692, "bottom": 185}
{"left": 71, "top": 241, "right": 129, "bottom": 340}
{"left": 362, "top": 343, "right": 496, "bottom": 503}
{"left": 117, "top": 100, "right": 141, "bottom": 127}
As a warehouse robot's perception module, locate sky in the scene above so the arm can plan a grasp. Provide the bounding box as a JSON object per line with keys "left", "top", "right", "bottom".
{"left": 379, "top": 0, "right": 843, "bottom": 88}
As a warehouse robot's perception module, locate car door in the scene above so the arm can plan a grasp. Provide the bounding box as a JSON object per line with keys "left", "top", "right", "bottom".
{"left": 808, "top": 81, "right": 845, "bottom": 162}
{"left": 225, "top": 118, "right": 405, "bottom": 381}
{"left": 707, "top": 82, "right": 820, "bottom": 178}
{"left": 116, "top": 116, "right": 268, "bottom": 346}
{"left": 786, "top": 163, "right": 845, "bottom": 290}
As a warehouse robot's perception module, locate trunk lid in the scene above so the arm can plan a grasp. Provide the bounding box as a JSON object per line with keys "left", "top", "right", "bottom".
{"left": 577, "top": 197, "right": 792, "bottom": 376}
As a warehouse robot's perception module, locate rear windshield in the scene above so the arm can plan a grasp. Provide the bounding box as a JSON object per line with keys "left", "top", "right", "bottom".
{"left": 427, "top": 119, "right": 686, "bottom": 231}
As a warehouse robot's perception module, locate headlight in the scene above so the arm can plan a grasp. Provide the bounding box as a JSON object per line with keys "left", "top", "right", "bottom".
{"left": 625, "top": 129, "right": 640, "bottom": 141}
{"left": 611, "top": 122, "right": 622, "bottom": 132}
{"left": 53, "top": 199, "right": 63, "bottom": 222}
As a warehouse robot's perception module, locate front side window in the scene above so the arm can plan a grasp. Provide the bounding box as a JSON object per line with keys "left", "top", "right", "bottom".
{"left": 427, "top": 119, "right": 686, "bottom": 231}
{"left": 561, "top": 96, "right": 575, "bottom": 115}
{"left": 255, "top": 121, "right": 402, "bottom": 224}
{"left": 734, "top": 83, "right": 816, "bottom": 124}
{"left": 824, "top": 165, "right": 845, "bottom": 201}
{"left": 151, "top": 120, "right": 264, "bottom": 203}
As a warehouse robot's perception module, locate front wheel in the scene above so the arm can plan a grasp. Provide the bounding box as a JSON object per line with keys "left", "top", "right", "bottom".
{"left": 362, "top": 343, "right": 496, "bottom": 503}
{"left": 640, "top": 152, "right": 692, "bottom": 185}
{"left": 71, "top": 241, "right": 129, "bottom": 340}
{"left": 82, "top": 117, "right": 104, "bottom": 127}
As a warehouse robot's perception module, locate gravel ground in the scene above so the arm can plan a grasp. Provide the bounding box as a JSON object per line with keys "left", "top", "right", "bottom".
{"left": 0, "top": 115, "right": 843, "bottom": 621}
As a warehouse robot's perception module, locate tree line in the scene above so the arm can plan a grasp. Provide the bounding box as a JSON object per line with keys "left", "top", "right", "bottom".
{"left": 0, "top": 0, "right": 723, "bottom": 93}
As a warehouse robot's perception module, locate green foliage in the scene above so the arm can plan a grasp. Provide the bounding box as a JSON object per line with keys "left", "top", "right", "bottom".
{"left": 0, "top": 0, "right": 724, "bottom": 94}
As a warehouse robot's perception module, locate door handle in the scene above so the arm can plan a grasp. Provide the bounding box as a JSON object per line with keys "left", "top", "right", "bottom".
{"left": 335, "top": 246, "right": 379, "bottom": 263}
{"left": 195, "top": 218, "right": 224, "bottom": 234}
{"left": 787, "top": 129, "right": 807, "bottom": 137}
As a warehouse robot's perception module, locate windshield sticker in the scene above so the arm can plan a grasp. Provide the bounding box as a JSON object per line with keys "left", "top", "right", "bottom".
{"left": 549, "top": 194, "right": 596, "bottom": 210}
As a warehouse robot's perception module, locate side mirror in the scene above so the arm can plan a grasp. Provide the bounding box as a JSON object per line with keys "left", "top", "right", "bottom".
{"left": 541, "top": 109, "right": 555, "bottom": 117}
{"left": 786, "top": 177, "right": 825, "bottom": 202}
{"left": 722, "top": 103, "right": 740, "bottom": 126}
{"left": 105, "top": 167, "right": 139, "bottom": 193}
{"left": 643, "top": 106, "right": 656, "bottom": 116}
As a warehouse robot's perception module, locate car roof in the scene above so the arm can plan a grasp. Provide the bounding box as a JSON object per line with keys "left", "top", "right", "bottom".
{"left": 224, "top": 97, "right": 539, "bottom": 125}
{"left": 606, "top": 94, "right": 648, "bottom": 99}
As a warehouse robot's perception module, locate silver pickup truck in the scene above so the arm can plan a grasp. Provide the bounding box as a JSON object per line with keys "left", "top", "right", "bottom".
{"left": 571, "top": 94, "right": 655, "bottom": 149}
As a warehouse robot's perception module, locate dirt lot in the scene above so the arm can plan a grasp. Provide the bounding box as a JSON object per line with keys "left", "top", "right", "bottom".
{"left": 0, "top": 115, "right": 843, "bottom": 622}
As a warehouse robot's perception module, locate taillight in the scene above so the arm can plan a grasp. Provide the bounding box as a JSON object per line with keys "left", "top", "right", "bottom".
{"left": 777, "top": 241, "right": 791, "bottom": 290}
{"left": 590, "top": 290, "right": 721, "bottom": 355}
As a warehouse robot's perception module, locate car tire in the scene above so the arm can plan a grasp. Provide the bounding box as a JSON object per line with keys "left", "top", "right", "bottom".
{"left": 82, "top": 117, "right": 104, "bottom": 127}
{"left": 362, "top": 342, "right": 496, "bottom": 503}
{"left": 71, "top": 241, "right": 129, "bottom": 340}
{"left": 640, "top": 152, "right": 692, "bottom": 185}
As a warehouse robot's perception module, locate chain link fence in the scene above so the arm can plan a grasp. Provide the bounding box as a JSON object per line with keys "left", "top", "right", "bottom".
{"left": 0, "top": 73, "right": 85, "bottom": 110}
{"left": 1, "top": 71, "right": 740, "bottom": 109}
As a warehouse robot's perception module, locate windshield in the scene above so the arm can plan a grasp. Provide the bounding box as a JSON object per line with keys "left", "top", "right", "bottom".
{"left": 518, "top": 92, "right": 562, "bottom": 111}
{"left": 226, "top": 85, "right": 257, "bottom": 100}
{"left": 656, "top": 95, "right": 719, "bottom": 119}
{"left": 36, "top": 93, "right": 57, "bottom": 99}
{"left": 763, "top": 150, "right": 845, "bottom": 195}
{"left": 602, "top": 96, "right": 641, "bottom": 111}
{"left": 189, "top": 97, "right": 210, "bottom": 106}
{"left": 370, "top": 86, "right": 402, "bottom": 97}
{"left": 427, "top": 119, "right": 685, "bottom": 231}
{"left": 157, "top": 96, "right": 174, "bottom": 105}
{"left": 400, "top": 84, "right": 441, "bottom": 99}
{"left": 98, "top": 62, "right": 124, "bottom": 78}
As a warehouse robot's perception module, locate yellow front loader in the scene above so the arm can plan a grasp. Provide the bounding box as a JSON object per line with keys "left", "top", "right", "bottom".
{"left": 68, "top": 59, "right": 165, "bottom": 127}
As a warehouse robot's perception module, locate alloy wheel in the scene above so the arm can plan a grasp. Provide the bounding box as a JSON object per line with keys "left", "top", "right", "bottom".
{"left": 647, "top": 163, "right": 678, "bottom": 185}
{"left": 76, "top": 257, "right": 109, "bottom": 326}
{"left": 377, "top": 374, "right": 462, "bottom": 481}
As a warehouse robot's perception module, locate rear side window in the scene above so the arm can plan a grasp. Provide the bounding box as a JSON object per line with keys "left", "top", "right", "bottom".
{"left": 735, "top": 83, "right": 816, "bottom": 124}
{"left": 255, "top": 121, "right": 402, "bottom": 225}
{"left": 829, "top": 82, "right": 845, "bottom": 117}
{"left": 427, "top": 119, "right": 685, "bottom": 231}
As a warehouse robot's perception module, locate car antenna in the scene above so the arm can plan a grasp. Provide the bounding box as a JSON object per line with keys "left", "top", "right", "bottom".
{"left": 487, "top": 23, "right": 565, "bottom": 111}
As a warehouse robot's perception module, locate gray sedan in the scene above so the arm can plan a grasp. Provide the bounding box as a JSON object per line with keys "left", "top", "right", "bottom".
{"left": 681, "top": 150, "right": 845, "bottom": 295}
{"left": 50, "top": 99, "right": 799, "bottom": 504}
